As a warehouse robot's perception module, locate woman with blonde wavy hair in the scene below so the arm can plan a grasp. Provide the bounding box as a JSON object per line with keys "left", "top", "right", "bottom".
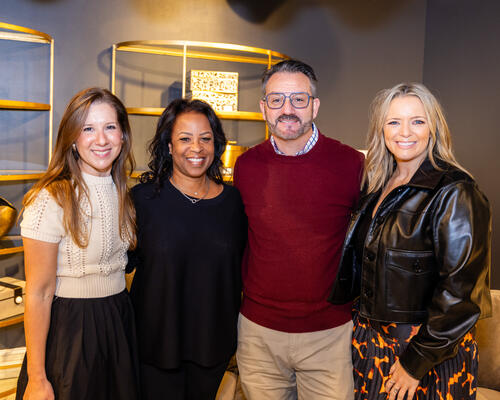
{"left": 16, "top": 88, "right": 139, "bottom": 400}
{"left": 330, "top": 82, "right": 491, "bottom": 399}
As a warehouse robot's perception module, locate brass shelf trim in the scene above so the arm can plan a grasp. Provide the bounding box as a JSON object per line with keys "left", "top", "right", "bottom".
{"left": 0, "top": 314, "right": 24, "bottom": 329}
{"left": 217, "top": 110, "right": 264, "bottom": 121}
{"left": 0, "top": 21, "right": 52, "bottom": 43}
{"left": 0, "top": 363, "right": 22, "bottom": 370}
{"left": 0, "top": 387, "right": 17, "bottom": 398}
{"left": 0, "top": 99, "right": 51, "bottom": 111}
{"left": 0, "top": 246, "right": 23, "bottom": 256}
{"left": 126, "top": 107, "right": 264, "bottom": 121}
{"left": 129, "top": 170, "right": 232, "bottom": 182}
{"left": 0, "top": 171, "right": 46, "bottom": 181}
{"left": 115, "top": 40, "right": 288, "bottom": 65}
{"left": 0, "top": 235, "right": 24, "bottom": 256}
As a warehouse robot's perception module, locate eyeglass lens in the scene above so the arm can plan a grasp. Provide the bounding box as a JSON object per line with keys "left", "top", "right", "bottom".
{"left": 265, "top": 93, "right": 311, "bottom": 109}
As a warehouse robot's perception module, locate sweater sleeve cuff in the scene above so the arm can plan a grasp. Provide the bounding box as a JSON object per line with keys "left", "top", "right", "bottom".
{"left": 399, "top": 343, "right": 434, "bottom": 380}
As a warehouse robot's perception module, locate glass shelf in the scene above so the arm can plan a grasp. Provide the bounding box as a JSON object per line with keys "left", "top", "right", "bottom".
{"left": 0, "top": 99, "right": 51, "bottom": 111}
{"left": 0, "top": 314, "right": 24, "bottom": 328}
{"left": 114, "top": 40, "right": 289, "bottom": 66}
{"left": 0, "top": 21, "right": 51, "bottom": 44}
{"left": 126, "top": 107, "right": 264, "bottom": 121}
{"left": 0, "top": 171, "right": 46, "bottom": 182}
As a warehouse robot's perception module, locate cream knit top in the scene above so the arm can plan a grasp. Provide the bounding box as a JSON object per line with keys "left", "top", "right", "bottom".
{"left": 20, "top": 172, "right": 129, "bottom": 298}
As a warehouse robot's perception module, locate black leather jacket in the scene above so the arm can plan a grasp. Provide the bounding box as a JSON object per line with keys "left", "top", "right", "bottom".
{"left": 329, "top": 158, "right": 492, "bottom": 379}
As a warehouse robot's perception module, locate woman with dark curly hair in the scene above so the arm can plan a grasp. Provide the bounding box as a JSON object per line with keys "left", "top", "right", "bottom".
{"left": 127, "top": 99, "right": 247, "bottom": 400}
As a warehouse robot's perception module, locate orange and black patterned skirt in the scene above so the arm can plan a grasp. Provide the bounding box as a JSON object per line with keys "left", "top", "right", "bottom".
{"left": 352, "top": 311, "right": 478, "bottom": 400}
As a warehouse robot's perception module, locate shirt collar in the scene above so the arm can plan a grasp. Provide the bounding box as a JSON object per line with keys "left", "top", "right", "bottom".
{"left": 270, "top": 123, "right": 319, "bottom": 156}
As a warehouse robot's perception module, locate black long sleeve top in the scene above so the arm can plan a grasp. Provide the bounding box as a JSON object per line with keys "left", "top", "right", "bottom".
{"left": 127, "top": 180, "right": 247, "bottom": 368}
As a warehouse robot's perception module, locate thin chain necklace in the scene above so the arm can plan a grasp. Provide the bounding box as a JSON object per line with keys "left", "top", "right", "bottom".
{"left": 170, "top": 175, "right": 210, "bottom": 204}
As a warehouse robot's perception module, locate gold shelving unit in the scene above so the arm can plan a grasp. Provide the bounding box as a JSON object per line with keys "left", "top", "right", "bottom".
{"left": 0, "top": 22, "right": 54, "bottom": 181}
{"left": 0, "top": 23, "right": 53, "bottom": 318}
{"left": 111, "top": 40, "right": 289, "bottom": 135}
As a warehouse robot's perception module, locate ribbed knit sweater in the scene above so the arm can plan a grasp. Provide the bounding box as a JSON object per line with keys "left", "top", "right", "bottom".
{"left": 234, "top": 133, "right": 364, "bottom": 332}
{"left": 20, "top": 172, "right": 128, "bottom": 298}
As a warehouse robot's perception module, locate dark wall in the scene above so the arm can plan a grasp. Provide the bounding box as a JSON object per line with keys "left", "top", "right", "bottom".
{"left": 1, "top": 1, "right": 497, "bottom": 287}
{"left": 423, "top": 0, "right": 499, "bottom": 288}
{"left": 2, "top": 0, "right": 426, "bottom": 149}
{"left": 0, "top": 0, "right": 430, "bottom": 347}
{"left": 1, "top": 0, "right": 427, "bottom": 253}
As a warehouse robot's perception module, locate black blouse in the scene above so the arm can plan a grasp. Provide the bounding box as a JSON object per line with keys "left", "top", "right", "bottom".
{"left": 128, "top": 180, "right": 247, "bottom": 368}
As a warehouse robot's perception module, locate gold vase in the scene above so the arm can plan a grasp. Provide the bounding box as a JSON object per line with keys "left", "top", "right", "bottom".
{"left": 221, "top": 141, "right": 248, "bottom": 180}
{"left": 0, "top": 197, "right": 17, "bottom": 238}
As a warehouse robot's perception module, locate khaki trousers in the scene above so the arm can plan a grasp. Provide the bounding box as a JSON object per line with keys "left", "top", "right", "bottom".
{"left": 236, "top": 314, "right": 354, "bottom": 400}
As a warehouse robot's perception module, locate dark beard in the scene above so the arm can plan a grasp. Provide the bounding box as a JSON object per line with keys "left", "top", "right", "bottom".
{"left": 277, "top": 114, "right": 301, "bottom": 123}
{"left": 268, "top": 114, "right": 312, "bottom": 140}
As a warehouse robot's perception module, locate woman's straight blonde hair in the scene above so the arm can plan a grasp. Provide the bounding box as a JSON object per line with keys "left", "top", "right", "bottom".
{"left": 23, "top": 87, "right": 136, "bottom": 248}
{"left": 363, "top": 82, "right": 470, "bottom": 194}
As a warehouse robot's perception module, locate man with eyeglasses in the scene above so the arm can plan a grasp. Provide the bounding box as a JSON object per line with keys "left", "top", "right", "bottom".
{"left": 233, "top": 59, "right": 364, "bottom": 399}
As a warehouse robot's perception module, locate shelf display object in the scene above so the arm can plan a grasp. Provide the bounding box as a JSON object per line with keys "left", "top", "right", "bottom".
{"left": 111, "top": 40, "right": 289, "bottom": 179}
{"left": 0, "top": 197, "right": 16, "bottom": 239}
{"left": 190, "top": 69, "right": 239, "bottom": 112}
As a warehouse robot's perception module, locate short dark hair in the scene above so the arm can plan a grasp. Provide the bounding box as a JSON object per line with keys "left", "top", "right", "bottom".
{"left": 141, "top": 99, "right": 227, "bottom": 191}
{"left": 262, "top": 59, "right": 318, "bottom": 97}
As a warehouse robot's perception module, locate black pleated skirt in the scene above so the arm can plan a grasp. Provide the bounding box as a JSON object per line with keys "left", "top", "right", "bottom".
{"left": 352, "top": 311, "right": 478, "bottom": 400}
{"left": 16, "top": 290, "right": 140, "bottom": 400}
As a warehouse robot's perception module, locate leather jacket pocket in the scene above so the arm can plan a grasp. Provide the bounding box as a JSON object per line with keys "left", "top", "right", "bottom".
{"left": 385, "top": 249, "right": 436, "bottom": 312}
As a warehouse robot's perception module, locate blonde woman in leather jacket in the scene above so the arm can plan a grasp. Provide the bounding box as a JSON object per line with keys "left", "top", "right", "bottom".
{"left": 330, "top": 82, "right": 491, "bottom": 400}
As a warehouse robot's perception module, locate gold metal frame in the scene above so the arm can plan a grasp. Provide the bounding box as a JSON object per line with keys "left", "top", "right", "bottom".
{"left": 0, "top": 235, "right": 23, "bottom": 257}
{"left": 111, "top": 40, "right": 290, "bottom": 143}
{"left": 0, "top": 314, "right": 24, "bottom": 329}
{"left": 0, "top": 22, "right": 54, "bottom": 180}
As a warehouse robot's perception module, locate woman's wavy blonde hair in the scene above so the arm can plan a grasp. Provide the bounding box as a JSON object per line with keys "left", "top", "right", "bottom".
{"left": 363, "top": 82, "right": 469, "bottom": 194}
{"left": 23, "top": 87, "right": 136, "bottom": 249}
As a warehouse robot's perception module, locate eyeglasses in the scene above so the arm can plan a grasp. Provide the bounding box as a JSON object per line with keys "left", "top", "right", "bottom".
{"left": 262, "top": 92, "right": 314, "bottom": 109}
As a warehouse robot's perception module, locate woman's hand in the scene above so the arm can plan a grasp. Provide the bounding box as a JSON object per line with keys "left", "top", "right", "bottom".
{"left": 385, "top": 360, "right": 419, "bottom": 400}
{"left": 24, "top": 377, "right": 54, "bottom": 400}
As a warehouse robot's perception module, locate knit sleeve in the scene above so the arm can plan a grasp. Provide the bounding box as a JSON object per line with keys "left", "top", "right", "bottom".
{"left": 20, "top": 189, "right": 65, "bottom": 243}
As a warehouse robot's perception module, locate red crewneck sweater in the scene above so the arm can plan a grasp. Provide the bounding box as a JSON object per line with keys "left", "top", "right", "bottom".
{"left": 234, "top": 133, "right": 364, "bottom": 333}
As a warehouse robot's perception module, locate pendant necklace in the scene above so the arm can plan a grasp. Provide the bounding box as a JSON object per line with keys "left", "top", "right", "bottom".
{"left": 170, "top": 176, "right": 210, "bottom": 204}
